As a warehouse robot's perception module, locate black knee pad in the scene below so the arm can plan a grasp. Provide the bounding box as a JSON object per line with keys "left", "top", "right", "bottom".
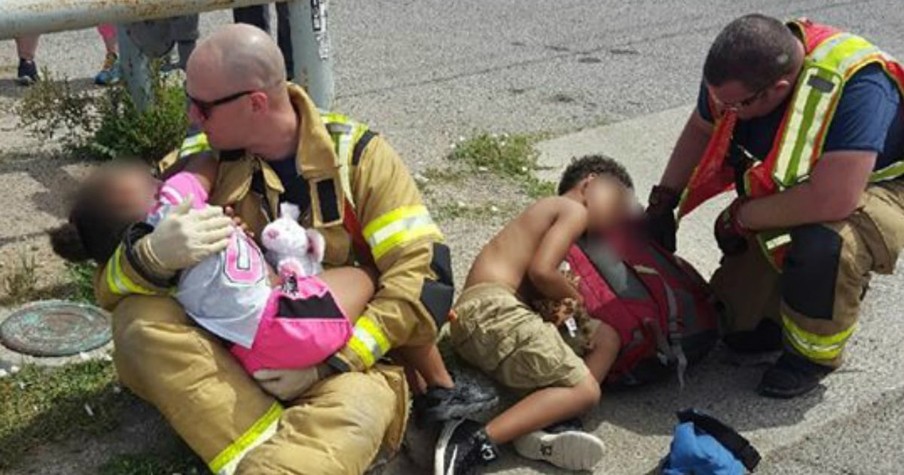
{"left": 781, "top": 225, "right": 842, "bottom": 320}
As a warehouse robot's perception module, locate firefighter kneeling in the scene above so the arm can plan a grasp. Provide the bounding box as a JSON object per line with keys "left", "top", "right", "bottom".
{"left": 646, "top": 14, "right": 904, "bottom": 398}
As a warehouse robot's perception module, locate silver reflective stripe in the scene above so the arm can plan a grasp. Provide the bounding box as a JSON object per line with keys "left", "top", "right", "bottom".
{"left": 366, "top": 213, "right": 435, "bottom": 248}
{"left": 809, "top": 33, "right": 853, "bottom": 62}
{"left": 353, "top": 325, "right": 384, "bottom": 360}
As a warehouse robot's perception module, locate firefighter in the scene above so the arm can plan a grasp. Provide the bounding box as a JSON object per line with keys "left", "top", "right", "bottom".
{"left": 645, "top": 14, "right": 904, "bottom": 399}
{"left": 95, "top": 24, "right": 493, "bottom": 474}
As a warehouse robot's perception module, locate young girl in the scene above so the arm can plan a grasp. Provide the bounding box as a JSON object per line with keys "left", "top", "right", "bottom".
{"left": 50, "top": 158, "right": 373, "bottom": 377}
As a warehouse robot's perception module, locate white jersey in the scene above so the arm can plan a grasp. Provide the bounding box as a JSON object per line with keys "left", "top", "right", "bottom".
{"left": 148, "top": 173, "right": 270, "bottom": 349}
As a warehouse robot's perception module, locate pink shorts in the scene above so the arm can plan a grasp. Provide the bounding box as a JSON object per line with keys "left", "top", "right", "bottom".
{"left": 230, "top": 275, "right": 353, "bottom": 374}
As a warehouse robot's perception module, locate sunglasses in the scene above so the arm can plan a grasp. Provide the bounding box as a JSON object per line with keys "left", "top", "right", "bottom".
{"left": 710, "top": 84, "right": 770, "bottom": 112}
{"left": 185, "top": 86, "right": 255, "bottom": 120}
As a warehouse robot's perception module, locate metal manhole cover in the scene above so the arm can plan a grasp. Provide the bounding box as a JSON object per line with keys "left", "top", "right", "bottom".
{"left": 0, "top": 300, "right": 111, "bottom": 357}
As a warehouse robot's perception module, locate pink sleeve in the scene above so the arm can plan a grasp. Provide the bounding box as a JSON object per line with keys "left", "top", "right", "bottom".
{"left": 158, "top": 172, "right": 209, "bottom": 210}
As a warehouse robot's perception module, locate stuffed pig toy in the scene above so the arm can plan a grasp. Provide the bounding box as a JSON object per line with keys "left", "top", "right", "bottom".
{"left": 261, "top": 203, "right": 326, "bottom": 279}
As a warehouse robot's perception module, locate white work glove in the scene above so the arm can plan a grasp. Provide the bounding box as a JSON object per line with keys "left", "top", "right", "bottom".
{"left": 144, "top": 198, "right": 234, "bottom": 271}
{"left": 253, "top": 366, "right": 329, "bottom": 401}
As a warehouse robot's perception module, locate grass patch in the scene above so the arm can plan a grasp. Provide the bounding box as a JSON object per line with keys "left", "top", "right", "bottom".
{"left": 432, "top": 202, "right": 518, "bottom": 222}
{"left": 2, "top": 250, "right": 39, "bottom": 305}
{"left": 0, "top": 361, "right": 133, "bottom": 469}
{"left": 16, "top": 65, "right": 187, "bottom": 163}
{"left": 65, "top": 261, "right": 97, "bottom": 304}
{"left": 446, "top": 132, "right": 555, "bottom": 198}
{"left": 100, "top": 447, "right": 207, "bottom": 475}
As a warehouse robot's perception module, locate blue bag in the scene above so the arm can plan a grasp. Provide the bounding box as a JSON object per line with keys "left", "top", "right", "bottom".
{"left": 660, "top": 409, "right": 761, "bottom": 474}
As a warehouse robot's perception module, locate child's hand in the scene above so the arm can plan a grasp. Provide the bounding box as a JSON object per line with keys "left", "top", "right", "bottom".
{"left": 225, "top": 205, "right": 254, "bottom": 238}
{"left": 536, "top": 297, "right": 581, "bottom": 327}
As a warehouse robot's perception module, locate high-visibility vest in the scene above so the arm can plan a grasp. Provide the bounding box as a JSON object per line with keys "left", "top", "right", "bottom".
{"left": 679, "top": 18, "right": 904, "bottom": 269}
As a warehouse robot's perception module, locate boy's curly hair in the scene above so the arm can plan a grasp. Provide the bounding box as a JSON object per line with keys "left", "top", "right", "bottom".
{"left": 557, "top": 154, "right": 633, "bottom": 195}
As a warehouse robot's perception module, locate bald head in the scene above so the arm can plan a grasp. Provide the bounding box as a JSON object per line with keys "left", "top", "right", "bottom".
{"left": 187, "top": 24, "right": 286, "bottom": 93}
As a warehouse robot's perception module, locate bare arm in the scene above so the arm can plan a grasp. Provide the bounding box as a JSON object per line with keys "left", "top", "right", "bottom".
{"left": 181, "top": 153, "right": 219, "bottom": 195}
{"left": 528, "top": 200, "right": 587, "bottom": 302}
{"left": 659, "top": 111, "right": 713, "bottom": 191}
{"left": 739, "top": 150, "right": 875, "bottom": 230}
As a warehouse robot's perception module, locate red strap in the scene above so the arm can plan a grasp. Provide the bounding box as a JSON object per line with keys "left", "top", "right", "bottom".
{"left": 342, "top": 200, "right": 375, "bottom": 267}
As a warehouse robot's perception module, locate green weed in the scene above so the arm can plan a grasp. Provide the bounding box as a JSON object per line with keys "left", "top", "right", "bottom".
{"left": 0, "top": 361, "right": 132, "bottom": 469}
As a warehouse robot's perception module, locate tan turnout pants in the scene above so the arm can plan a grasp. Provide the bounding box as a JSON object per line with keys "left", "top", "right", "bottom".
{"left": 111, "top": 295, "right": 407, "bottom": 475}
{"left": 711, "top": 181, "right": 904, "bottom": 367}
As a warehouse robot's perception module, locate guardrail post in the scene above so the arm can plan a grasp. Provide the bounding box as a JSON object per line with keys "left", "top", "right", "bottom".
{"left": 287, "top": 0, "right": 334, "bottom": 110}
{"left": 117, "top": 24, "right": 153, "bottom": 112}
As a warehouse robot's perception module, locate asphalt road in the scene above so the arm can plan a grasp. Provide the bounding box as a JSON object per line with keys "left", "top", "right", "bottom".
{"left": 2, "top": 1, "right": 904, "bottom": 474}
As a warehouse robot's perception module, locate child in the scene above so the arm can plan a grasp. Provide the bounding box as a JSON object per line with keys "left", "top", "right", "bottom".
{"left": 50, "top": 158, "right": 372, "bottom": 378}
{"left": 435, "top": 155, "right": 635, "bottom": 474}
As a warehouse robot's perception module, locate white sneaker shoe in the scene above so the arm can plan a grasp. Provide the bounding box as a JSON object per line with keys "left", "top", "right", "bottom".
{"left": 513, "top": 427, "right": 605, "bottom": 471}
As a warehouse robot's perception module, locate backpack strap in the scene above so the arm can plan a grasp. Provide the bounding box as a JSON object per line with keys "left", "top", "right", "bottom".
{"left": 635, "top": 265, "right": 688, "bottom": 389}
{"left": 676, "top": 409, "right": 761, "bottom": 471}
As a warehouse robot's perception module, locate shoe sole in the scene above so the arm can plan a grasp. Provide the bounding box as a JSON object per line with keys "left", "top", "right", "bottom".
{"left": 422, "top": 396, "right": 499, "bottom": 424}
{"left": 513, "top": 429, "right": 605, "bottom": 471}
{"left": 434, "top": 419, "right": 464, "bottom": 475}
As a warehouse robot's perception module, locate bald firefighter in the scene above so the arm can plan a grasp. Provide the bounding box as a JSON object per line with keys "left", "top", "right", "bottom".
{"left": 94, "top": 24, "right": 494, "bottom": 474}
{"left": 645, "top": 15, "right": 904, "bottom": 398}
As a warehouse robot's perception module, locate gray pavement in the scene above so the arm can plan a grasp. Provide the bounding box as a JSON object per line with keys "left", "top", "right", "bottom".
{"left": 2, "top": 1, "right": 904, "bottom": 474}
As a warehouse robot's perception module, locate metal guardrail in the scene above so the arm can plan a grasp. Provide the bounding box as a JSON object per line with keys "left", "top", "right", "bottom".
{"left": 0, "top": 0, "right": 334, "bottom": 110}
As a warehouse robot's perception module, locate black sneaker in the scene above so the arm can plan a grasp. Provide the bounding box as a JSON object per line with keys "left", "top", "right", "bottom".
{"left": 513, "top": 418, "right": 605, "bottom": 471}
{"left": 757, "top": 351, "right": 833, "bottom": 399}
{"left": 415, "top": 381, "right": 498, "bottom": 424}
{"left": 434, "top": 419, "right": 499, "bottom": 475}
{"left": 16, "top": 58, "right": 38, "bottom": 86}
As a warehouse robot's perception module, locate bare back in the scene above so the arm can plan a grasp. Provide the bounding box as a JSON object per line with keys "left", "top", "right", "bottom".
{"left": 465, "top": 197, "right": 587, "bottom": 300}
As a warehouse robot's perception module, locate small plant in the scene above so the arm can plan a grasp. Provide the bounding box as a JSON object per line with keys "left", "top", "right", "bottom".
{"left": 2, "top": 251, "right": 38, "bottom": 305}
{"left": 447, "top": 132, "right": 555, "bottom": 198}
{"left": 449, "top": 133, "right": 542, "bottom": 179}
{"left": 66, "top": 262, "right": 97, "bottom": 304}
{"left": 16, "top": 64, "right": 187, "bottom": 164}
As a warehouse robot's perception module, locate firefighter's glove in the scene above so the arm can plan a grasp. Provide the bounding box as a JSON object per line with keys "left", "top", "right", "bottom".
{"left": 644, "top": 185, "right": 681, "bottom": 252}
{"left": 253, "top": 366, "right": 327, "bottom": 401}
{"left": 142, "top": 198, "right": 234, "bottom": 272}
{"left": 714, "top": 198, "right": 751, "bottom": 256}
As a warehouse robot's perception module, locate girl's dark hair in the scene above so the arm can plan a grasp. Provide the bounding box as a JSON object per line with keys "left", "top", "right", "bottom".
{"left": 557, "top": 154, "right": 634, "bottom": 195}
{"left": 49, "top": 161, "right": 149, "bottom": 264}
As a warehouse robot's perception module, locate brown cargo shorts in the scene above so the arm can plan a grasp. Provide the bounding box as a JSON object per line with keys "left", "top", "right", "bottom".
{"left": 448, "top": 283, "right": 589, "bottom": 391}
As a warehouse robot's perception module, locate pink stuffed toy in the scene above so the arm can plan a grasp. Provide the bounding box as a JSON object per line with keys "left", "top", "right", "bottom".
{"left": 261, "top": 203, "right": 326, "bottom": 281}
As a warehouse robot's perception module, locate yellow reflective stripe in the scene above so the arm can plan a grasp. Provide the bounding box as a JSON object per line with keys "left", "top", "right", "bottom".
{"left": 809, "top": 33, "right": 853, "bottom": 62}
{"left": 209, "top": 402, "right": 283, "bottom": 475}
{"left": 179, "top": 133, "right": 211, "bottom": 158}
{"left": 870, "top": 160, "right": 904, "bottom": 182}
{"left": 773, "top": 67, "right": 841, "bottom": 187}
{"left": 346, "top": 317, "right": 391, "bottom": 368}
{"left": 363, "top": 206, "right": 442, "bottom": 260}
{"left": 105, "top": 246, "right": 154, "bottom": 295}
{"left": 782, "top": 314, "right": 856, "bottom": 361}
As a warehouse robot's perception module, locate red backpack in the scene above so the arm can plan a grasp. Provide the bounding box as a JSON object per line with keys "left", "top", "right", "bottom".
{"left": 566, "top": 223, "right": 719, "bottom": 386}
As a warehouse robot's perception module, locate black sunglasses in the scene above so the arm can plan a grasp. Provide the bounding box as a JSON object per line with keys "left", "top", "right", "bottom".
{"left": 186, "top": 86, "right": 255, "bottom": 120}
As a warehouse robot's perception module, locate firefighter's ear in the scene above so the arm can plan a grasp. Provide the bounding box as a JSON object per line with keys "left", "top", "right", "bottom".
{"left": 249, "top": 91, "right": 270, "bottom": 114}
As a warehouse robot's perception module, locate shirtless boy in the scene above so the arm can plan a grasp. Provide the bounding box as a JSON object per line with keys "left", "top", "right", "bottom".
{"left": 435, "top": 155, "right": 636, "bottom": 474}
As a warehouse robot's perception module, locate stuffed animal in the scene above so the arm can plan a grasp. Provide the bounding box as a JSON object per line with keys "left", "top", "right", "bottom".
{"left": 261, "top": 203, "right": 326, "bottom": 280}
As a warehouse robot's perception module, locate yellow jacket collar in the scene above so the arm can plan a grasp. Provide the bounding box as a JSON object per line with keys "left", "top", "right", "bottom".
{"left": 287, "top": 83, "right": 339, "bottom": 179}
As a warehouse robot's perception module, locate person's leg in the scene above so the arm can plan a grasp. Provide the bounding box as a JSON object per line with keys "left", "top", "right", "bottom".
{"left": 275, "top": 2, "right": 294, "bottom": 79}
{"left": 170, "top": 15, "right": 200, "bottom": 70}
{"left": 710, "top": 239, "right": 784, "bottom": 353}
{"left": 233, "top": 5, "right": 271, "bottom": 32}
{"left": 317, "top": 266, "right": 375, "bottom": 320}
{"left": 760, "top": 181, "right": 904, "bottom": 398}
{"left": 14, "top": 35, "right": 39, "bottom": 85}
{"left": 237, "top": 367, "right": 405, "bottom": 474}
{"left": 95, "top": 25, "right": 120, "bottom": 86}
{"left": 111, "top": 295, "right": 283, "bottom": 473}
{"left": 439, "top": 288, "right": 605, "bottom": 472}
